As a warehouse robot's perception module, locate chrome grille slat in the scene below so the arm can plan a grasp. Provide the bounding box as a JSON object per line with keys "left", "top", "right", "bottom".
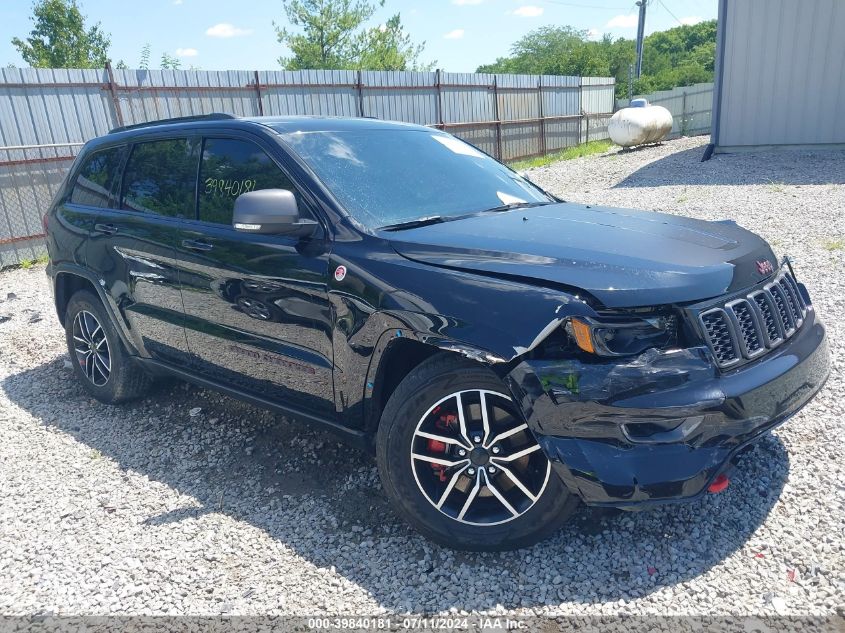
{"left": 778, "top": 276, "right": 804, "bottom": 327}
{"left": 769, "top": 283, "right": 796, "bottom": 336}
{"left": 698, "top": 269, "right": 809, "bottom": 369}
{"left": 700, "top": 309, "right": 739, "bottom": 366}
{"left": 726, "top": 299, "right": 765, "bottom": 357}
{"left": 750, "top": 290, "right": 783, "bottom": 346}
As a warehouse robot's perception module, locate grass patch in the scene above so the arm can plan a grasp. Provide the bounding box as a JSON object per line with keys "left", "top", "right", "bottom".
{"left": 510, "top": 140, "right": 614, "bottom": 171}
{"left": 823, "top": 239, "right": 844, "bottom": 251}
{"left": 18, "top": 254, "right": 49, "bottom": 269}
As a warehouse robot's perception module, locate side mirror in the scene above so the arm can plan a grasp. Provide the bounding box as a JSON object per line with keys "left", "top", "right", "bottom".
{"left": 232, "top": 189, "right": 318, "bottom": 237}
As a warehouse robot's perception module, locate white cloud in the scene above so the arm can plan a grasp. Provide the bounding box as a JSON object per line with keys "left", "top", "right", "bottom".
{"left": 173, "top": 0, "right": 182, "bottom": 4}
{"left": 205, "top": 23, "right": 253, "bottom": 38}
{"left": 680, "top": 16, "right": 704, "bottom": 25}
{"left": 443, "top": 29, "right": 465, "bottom": 39}
{"left": 175, "top": 47, "right": 198, "bottom": 57}
{"left": 606, "top": 14, "right": 638, "bottom": 29}
{"left": 586, "top": 28, "right": 602, "bottom": 41}
{"left": 452, "top": 0, "right": 482, "bottom": 5}
{"left": 512, "top": 5, "right": 544, "bottom": 17}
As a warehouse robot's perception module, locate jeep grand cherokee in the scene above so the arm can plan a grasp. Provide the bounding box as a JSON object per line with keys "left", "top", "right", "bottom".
{"left": 44, "top": 114, "right": 829, "bottom": 550}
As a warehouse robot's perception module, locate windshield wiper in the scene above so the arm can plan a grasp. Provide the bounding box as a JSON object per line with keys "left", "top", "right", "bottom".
{"left": 481, "top": 201, "right": 555, "bottom": 213}
{"left": 379, "top": 215, "right": 447, "bottom": 231}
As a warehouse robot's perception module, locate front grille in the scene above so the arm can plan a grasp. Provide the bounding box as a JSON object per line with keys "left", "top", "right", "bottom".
{"left": 701, "top": 310, "right": 739, "bottom": 365}
{"left": 698, "top": 269, "right": 809, "bottom": 369}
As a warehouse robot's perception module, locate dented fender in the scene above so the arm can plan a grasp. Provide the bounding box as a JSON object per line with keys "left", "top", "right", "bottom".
{"left": 502, "top": 314, "right": 829, "bottom": 506}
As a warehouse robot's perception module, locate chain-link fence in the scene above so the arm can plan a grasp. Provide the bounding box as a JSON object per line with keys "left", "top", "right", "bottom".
{"left": 0, "top": 143, "right": 82, "bottom": 268}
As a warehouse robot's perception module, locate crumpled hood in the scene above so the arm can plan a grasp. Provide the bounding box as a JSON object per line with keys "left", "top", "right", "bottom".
{"left": 387, "top": 203, "right": 776, "bottom": 307}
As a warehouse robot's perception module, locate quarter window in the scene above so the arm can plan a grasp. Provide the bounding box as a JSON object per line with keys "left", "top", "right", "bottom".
{"left": 70, "top": 146, "right": 126, "bottom": 208}
{"left": 199, "top": 138, "right": 298, "bottom": 225}
{"left": 122, "top": 139, "right": 197, "bottom": 218}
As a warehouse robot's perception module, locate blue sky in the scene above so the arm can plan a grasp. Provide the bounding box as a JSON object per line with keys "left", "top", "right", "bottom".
{"left": 2, "top": 0, "right": 717, "bottom": 72}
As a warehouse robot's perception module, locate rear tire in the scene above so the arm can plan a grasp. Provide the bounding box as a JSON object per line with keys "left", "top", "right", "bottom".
{"left": 64, "top": 290, "right": 151, "bottom": 404}
{"left": 376, "top": 353, "right": 578, "bottom": 551}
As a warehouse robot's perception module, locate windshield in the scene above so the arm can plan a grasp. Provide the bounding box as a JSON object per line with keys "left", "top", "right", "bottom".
{"left": 276, "top": 129, "right": 554, "bottom": 228}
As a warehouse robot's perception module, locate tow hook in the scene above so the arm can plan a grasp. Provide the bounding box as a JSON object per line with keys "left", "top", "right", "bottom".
{"left": 708, "top": 474, "right": 730, "bottom": 494}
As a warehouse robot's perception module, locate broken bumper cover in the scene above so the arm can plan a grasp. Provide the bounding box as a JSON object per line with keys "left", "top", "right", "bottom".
{"left": 506, "top": 311, "right": 829, "bottom": 508}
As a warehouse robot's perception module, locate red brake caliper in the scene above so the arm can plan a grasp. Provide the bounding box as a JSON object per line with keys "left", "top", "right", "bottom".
{"left": 428, "top": 409, "right": 457, "bottom": 482}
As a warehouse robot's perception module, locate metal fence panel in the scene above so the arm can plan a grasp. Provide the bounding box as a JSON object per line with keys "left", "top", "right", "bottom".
{"left": 260, "top": 69, "right": 360, "bottom": 117}
{"left": 361, "top": 70, "right": 438, "bottom": 125}
{"left": 0, "top": 67, "right": 614, "bottom": 267}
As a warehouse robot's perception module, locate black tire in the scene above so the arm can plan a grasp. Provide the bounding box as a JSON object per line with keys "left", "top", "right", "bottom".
{"left": 64, "top": 290, "right": 152, "bottom": 404}
{"left": 376, "top": 353, "right": 578, "bottom": 551}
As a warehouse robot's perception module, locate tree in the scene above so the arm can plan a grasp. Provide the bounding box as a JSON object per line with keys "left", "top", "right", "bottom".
{"left": 275, "top": 0, "right": 430, "bottom": 71}
{"left": 160, "top": 52, "right": 181, "bottom": 70}
{"left": 276, "top": 0, "right": 380, "bottom": 69}
{"left": 477, "top": 21, "right": 717, "bottom": 99}
{"left": 477, "top": 27, "right": 604, "bottom": 76}
{"left": 357, "top": 14, "right": 433, "bottom": 71}
{"left": 12, "top": 0, "right": 110, "bottom": 68}
{"left": 139, "top": 43, "right": 151, "bottom": 70}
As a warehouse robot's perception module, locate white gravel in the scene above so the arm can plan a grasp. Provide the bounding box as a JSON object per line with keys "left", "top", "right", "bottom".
{"left": 0, "top": 136, "right": 843, "bottom": 619}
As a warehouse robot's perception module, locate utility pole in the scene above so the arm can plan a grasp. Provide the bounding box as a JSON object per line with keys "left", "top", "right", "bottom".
{"left": 634, "top": 0, "right": 648, "bottom": 78}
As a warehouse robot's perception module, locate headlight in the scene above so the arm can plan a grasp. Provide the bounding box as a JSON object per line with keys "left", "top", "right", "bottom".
{"left": 566, "top": 313, "right": 677, "bottom": 357}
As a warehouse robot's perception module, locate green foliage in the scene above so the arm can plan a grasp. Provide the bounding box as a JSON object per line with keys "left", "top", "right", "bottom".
{"left": 509, "top": 139, "right": 614, "bottom": 170}
{"left": 478, "top": 21, "right": 717, "bottom": 99}
{"left": 358, "top": 14, "right": 434, "bottom": 71}
{"left": 12, "top": 0, "right": 110, "bottom": 69}
{"left": 18, "top": 253, "right": 49, "bottom": 269}
{"left": 276, "top": 0, "right": 431, "bottom": 71}
{"left": 160, "top": 52, "right": 181, "bottom": 70}
{"left": 139, "top": 43, "right": 151, "bottom": 69}
{"left": 478, "top": 26, "right": 607, "bottom": 77}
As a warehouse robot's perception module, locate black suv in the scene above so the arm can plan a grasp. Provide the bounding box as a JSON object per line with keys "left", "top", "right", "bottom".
{"left": 45, "top": 114, "right": 829, "bottom": 550}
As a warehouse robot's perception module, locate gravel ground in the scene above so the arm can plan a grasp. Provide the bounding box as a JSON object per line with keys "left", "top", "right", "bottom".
{"left": 0, "top": 136, "right": 843, "bottom": 619}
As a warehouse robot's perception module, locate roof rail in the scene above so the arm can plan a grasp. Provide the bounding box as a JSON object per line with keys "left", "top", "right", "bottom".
{"left": 109, "top": 113, "right": 238, "bottom": 134}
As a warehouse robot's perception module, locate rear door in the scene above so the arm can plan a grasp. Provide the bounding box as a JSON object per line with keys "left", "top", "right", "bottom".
{"left": 172, "top": 133, "right": 335, "bottom": 416}
{"left": 86, "top": 136, "right": 198, "bottom": 364}
{"left": 50, "top": 144, "right": 126, "bottom": 270}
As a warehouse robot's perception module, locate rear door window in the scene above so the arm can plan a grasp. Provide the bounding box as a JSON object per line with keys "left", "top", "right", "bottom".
{"left": 198, "top": 137, "right": 298, "bottom": 225}
{"left": 121, "top": 139, "right": 197, "bottom": 218}
{"left": 70, "top": 146, "right": 126, "bottom": 208}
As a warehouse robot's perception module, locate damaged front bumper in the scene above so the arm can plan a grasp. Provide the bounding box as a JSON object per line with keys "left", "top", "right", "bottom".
{"left": 505, "top": 310, "right": 829, "bottom": 508}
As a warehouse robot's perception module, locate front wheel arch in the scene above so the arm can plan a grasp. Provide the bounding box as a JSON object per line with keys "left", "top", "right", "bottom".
{"left": 374, "top": 352, "right": 577, "bottom": 550}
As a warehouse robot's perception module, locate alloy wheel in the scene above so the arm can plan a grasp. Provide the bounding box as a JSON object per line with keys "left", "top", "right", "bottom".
{"left": 410, "top": 389, "right": 551, "bottom": 526}
{"left": 71, "top": 310, "right": 111, "bottom": 386}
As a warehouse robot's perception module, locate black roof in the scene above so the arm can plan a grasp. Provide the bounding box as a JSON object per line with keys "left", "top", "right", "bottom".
{"left": 252, "top": 116, "right": 427, "bottom": 134}
{"left": 107, "top": 113, "right": 429, "bottom": 137}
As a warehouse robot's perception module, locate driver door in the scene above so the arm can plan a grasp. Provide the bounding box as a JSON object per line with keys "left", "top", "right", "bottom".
{"left": 172, "top": 134, "right": 335, "bottom": 416}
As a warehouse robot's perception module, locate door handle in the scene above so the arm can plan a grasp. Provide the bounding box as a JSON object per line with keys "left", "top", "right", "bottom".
{"left": 181, "top": 239, "right": 214, "bottom": 252}
{"left": 94, "top": 223, "right": 118, "bottom": 235}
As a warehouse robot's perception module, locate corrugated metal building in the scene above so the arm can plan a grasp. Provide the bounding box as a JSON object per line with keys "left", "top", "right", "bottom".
{"left": 709, "top": 0, "right": 845, "bottom": 155}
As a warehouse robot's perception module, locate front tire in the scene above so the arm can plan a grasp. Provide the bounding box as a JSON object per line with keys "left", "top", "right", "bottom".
{"left": 376, "top": 354, "right": 578, "bottom": 550}
{"left": 64, "top": 290, "right": 151, "bottom": 404}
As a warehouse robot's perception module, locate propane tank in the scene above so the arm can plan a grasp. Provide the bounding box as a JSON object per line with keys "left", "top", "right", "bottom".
{"left": 608, "top": 99, "right": 673, "bottom": 147}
